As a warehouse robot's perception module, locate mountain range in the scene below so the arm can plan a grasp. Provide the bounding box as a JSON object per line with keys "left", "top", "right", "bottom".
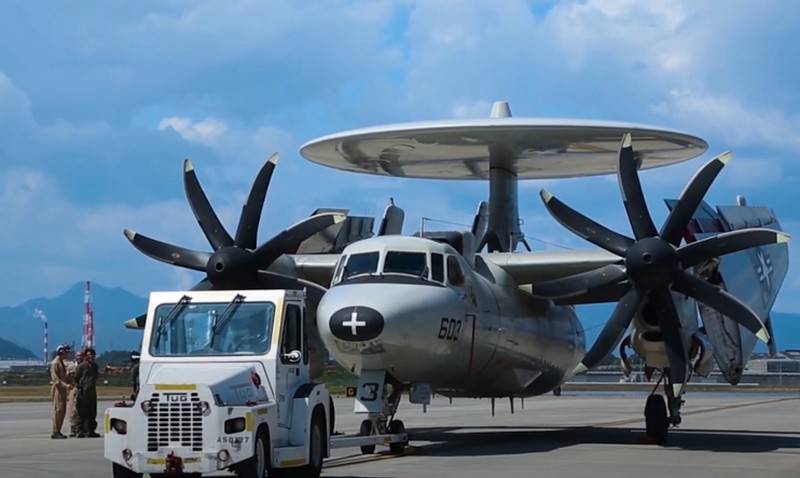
{"left": 0, "top": 282, "right": 797, "bottom": 359}
{"left": 0, "top": 282, "right": 146, "bottom": 358}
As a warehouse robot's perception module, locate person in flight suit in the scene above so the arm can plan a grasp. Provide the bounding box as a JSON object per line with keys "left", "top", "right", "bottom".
{"left": 76, "top": 347, "right": 100, "bottom": 438}
{"left": 50, "top": 344, "right": 72, "bottom": 439}
{"left": 66, "top": 351, "right": 83, "bottom": 437}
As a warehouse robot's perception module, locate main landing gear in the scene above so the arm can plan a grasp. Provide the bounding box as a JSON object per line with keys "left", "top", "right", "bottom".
{"left": 644, "top": 372, "right": 684, "bottom": 444}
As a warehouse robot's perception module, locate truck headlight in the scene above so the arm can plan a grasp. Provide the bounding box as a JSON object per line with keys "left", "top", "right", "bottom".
{"left": 140, "top": 400, "right": 154, "bottom": 415}
{"left": 111, "top": 418, "right": 128, "bottom": 435}
{"left": 196, "top": 401, "right": 211, "bottom": 416}
{"left": 224, "top": 417, "right": 246, "bottom": 434}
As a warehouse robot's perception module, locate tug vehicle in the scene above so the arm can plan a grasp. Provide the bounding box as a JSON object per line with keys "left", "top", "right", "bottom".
{"left": 104, "top": 289, "right": 331, "bottom": 478}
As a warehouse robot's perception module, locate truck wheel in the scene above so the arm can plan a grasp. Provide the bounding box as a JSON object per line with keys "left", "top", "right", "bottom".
{"left": 358, "top": 420, "right": 375, "bottom": 455}
{"left": 302, "top": 415, "right": 326, "bottom": 478}
{"left": 112, "top": 463, "right": 141, "bottom": 478}
{"left": 328, "top": 396, "right": 335, "bottom": 435}
{"left": 388, "top": 420, "right": 407, "bottom": 454}
{"left": 236, "top": 428, "right": 270, "bottom": 478}
{"left": 294, "top": 415, "right": 324, "bottom": 478}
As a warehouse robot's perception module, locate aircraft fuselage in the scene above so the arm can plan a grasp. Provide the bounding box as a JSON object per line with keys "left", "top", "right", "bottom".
{"left": 316, "top": 235, "right": 585, "bottom": 398}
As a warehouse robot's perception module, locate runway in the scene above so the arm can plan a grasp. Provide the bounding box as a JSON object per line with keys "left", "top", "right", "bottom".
{"left": 0, "top": 392, "right": 798, "bottom": 477}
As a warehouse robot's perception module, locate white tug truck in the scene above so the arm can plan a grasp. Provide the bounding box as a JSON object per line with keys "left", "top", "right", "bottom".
{"left": 104, "top": 289, "right": 331, "bottom": 478}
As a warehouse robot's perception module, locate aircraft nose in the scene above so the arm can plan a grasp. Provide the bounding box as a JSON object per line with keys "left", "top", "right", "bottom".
{"left": 328, "top": 306, "right": 385, "bottom": 342}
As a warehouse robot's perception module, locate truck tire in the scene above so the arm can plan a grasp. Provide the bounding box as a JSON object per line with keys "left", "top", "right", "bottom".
{"left": 112, "top": 463, "right": 141, "bottom": 478}
{"left": 328, "top": 396, "right": 335, "bottom": 435}
{"left": 282, "top": 413, "right": 323, "bottom": 478}
{"left": 236, "top": 428, "right": 270, "bottom": 478}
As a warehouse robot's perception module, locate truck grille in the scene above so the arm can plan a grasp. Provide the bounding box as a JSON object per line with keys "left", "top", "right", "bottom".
{"left": 147, "top": 392, "right": 203, "bottom": 452}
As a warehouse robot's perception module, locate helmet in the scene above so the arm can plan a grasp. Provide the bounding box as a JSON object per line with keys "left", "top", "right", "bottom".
{"left": 56, "top": 344, "right": 72, "bottom": 354}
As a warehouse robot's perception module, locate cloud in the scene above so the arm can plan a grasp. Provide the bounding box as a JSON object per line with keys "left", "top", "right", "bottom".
{"left": 158, "top": 116, "right": 228, "bottom": 146}
{"left": 0, "top": 0, "right": 799, "bottom": 314}
{"left": 652, "top": 90, "right": 800, "bottom": 152}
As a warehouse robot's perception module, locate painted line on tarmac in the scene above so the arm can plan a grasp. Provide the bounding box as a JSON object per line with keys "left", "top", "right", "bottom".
{"left": 591, "top": 396, "right": 800, "bottom": 428}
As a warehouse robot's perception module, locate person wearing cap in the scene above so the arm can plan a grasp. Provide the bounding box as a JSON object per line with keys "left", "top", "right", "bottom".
{"left": 75, "top": 347, "right": 100, "bottom": 437}
{"left": 50, "top": 344, "right": 71, "bottom": 439}
{"left": 66, "top": 351, "right": 84, "bottom": 437}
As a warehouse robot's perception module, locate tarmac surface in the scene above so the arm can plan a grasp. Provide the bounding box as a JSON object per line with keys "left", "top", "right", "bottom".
{"left": 0, "top": 392, "right": 798, "bottom": 477}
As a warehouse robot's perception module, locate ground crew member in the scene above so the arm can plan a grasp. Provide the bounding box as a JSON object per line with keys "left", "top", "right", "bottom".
{"left": 66, "top": 351, "right": 83, "bottom": 437}
{"left": 76, "top": 347, "right": 100, "bottom": 437}
{"left": 50, "top": 344, "right": 71, "bottom": 439}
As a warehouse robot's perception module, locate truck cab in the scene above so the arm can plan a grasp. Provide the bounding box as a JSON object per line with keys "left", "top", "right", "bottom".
{"left": 104, "top": 289, "right": 330, "bottom": 478}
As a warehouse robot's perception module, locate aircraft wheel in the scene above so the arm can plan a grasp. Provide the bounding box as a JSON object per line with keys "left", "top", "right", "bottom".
{"left": 359, "top": 420, "right": 375, "bottom": 455}
{"left": 388, "top": 420, "right": 407, "bottom": 454}
{"left": 644, "top": 394, "right": 669, "bottom": 444}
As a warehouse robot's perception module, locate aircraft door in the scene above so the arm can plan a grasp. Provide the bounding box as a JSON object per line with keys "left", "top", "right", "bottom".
{"left": 445, "top": 254, "right": 478, "bottom": 381}
{"left": 276, "top": 302, "right": 309, "bottom": 428}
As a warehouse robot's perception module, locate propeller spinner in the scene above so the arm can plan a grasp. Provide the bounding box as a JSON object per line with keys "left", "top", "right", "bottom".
{"left": 124, "top": 154, "right": 345, "bottom": 291}
{"left": 533, "top": 134, "right": 789, "bottom": 394}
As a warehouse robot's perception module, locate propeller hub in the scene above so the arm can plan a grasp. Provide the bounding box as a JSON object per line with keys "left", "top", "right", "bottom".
{"left": 625, "top": 237, "right": 679, "bottom": 289}
{"left": 206, "top": 247, "right": 257, "bottom": 288}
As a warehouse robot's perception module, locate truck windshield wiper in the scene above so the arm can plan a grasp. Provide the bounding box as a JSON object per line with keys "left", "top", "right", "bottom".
{"left": 154, "top": 295, "right": 192, "bottom": 347}
{"left": 209, "top": 294, "right": 246, "bottom": 347}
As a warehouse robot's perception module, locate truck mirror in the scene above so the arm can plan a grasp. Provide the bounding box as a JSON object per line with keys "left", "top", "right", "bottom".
{"left": 282, "top": 350, "right": 302, "bottom": 364}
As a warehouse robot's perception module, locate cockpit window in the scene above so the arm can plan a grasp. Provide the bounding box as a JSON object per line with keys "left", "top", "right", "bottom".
{"left": 447, "top": 255, "right": 465, "bottom": 287}
{"left": 431, "top": 253, "right": 444, "bottom": 283}
{"left": 343, "top": 252, "right": 379, "bottom": 279}
{"left": 332, "top": 256, "right": 346, "bottom": 284}
{"left": 384, "top": 251, "right": 427, "bottom": 277}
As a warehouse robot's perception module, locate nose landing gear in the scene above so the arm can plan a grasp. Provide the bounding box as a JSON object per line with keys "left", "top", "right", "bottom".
{"left": 644, "top": 373, "right": 684, "bottom": 444}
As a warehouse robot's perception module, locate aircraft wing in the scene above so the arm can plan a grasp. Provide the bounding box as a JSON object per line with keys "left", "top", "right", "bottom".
{"left": 483, "top": 249, "right": 621, "bottom": 284}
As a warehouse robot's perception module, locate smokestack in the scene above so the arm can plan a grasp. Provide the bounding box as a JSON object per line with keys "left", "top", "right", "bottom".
{"left": 33, "top": 309, "right": 47, "bottom": 364}
{"left": 83, "top": 281, "right": 94, "bottom": 350}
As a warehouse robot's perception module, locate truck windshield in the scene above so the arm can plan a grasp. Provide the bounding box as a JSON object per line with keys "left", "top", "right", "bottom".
{"left": 150, "top": 302, "right": 275, "bottom": 356}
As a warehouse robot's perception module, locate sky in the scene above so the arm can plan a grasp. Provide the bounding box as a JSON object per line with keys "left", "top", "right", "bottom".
{"left": 1, "top": 0, "right": 799, "bottom": 312}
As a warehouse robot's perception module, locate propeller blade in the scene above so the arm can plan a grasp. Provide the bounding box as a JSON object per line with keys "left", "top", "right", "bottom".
{"left": 183, "top": 159, "right": 234, "bottom": 250}
{"left": 678, "top": 228, "right": 789, "bottom": 267}
{"left": 124, "top": 229, "right": 210, "bottom": 272}
{"left": 124, "top": 313, "right": 146, "bottom": 330}
{"left": 533, "top": 264, "right": 627, "bottom": 299}
{"left": 617, "top": 133, "right": 658, "bottom": 240}
{"left": 576, "top": 285, "right": 640, "bottom": 373}
{"left": 673, "top": 271, "right": 770, "bottom": 342}
{"left": 471, "top": 201, "right": 489, "bottom": 251}
{"left": 254, "top": 212, "right": 346, "bottom": 267}
{"left": 378, "top": 200, "right": 405, "bottom": 236}
{"left": 651, "top": 288, "right": 688, "bottom": 394}
{"left": 660, "top": 152, "right": 732, "bottom": 245}
{"left": 234, "top": 153, "right": 278, "bottom": 249}
{"left": 540, "top": 190, "right": 634, "bottom": 257}
{"left": 191, "top": 279, "right": 214, "bottom": 291}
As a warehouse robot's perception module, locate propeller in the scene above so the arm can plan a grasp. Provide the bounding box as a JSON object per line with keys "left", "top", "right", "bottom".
{"left": 533, "top": 134, "right": 789, "bottom": 394}
{"left": 124, "top": 154, "right": 345, "bottom": 291}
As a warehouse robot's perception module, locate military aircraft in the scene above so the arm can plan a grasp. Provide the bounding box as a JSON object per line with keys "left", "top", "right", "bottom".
{"left": 124, "top": 102, "right": 789, "bottom": 443}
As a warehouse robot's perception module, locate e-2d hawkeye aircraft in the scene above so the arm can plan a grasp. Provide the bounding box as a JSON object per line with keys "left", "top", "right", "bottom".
{"left": 124, "top": 102, "right": 788, "bottom": 443}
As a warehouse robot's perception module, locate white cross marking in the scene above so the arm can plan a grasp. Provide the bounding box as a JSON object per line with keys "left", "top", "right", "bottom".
{"left": 342, "top": 310, "right": 366, "bottom": 336}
